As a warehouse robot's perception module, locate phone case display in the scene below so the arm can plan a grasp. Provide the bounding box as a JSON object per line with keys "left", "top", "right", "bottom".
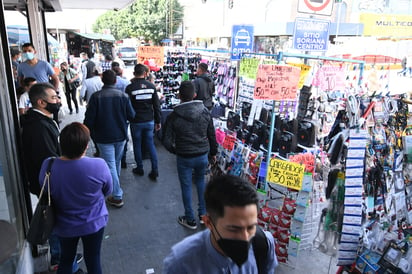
{"left": 215, "top": 63, "right": 237, "bottom": 108}
{"left": 209, "top": 51, "right": 412, "bottom": 271}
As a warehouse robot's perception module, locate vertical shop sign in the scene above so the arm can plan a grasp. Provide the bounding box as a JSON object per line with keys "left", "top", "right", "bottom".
{"left": 293, "top": 18, "right": 330, "bottom": 52}
{"left": 138, "top": 46, "right": 165, "bottom": 67}
{"left": 231, "top": 25, "right": 254, "bottom": 61}
{"left": 254, "top": 64, "right": 301, "bottom": 100}
{"left": 267, "top": 158, "right": 305, "bottom": 191}
{"left": 239, "top": 58, "right": 260, "bottom": 79}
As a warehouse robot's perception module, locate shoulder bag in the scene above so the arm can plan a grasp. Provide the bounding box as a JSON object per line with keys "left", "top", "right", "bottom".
{"left": 27, "top": 157, "right": 56, "bottom": 245}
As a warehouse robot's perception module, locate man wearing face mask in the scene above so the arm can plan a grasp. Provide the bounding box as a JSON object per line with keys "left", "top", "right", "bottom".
{"left": 17, "top": 43, "right": 59, "bottom": 90}
{"left": 162, "top": 175, "right": 278, "bottom": 274}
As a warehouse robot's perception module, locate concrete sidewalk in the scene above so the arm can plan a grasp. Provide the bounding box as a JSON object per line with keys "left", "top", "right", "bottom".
{"left": 59, "top": 108, "right": 339, "bottom": 274}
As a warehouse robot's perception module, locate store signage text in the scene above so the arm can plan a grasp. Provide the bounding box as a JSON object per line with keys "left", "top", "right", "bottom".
{"left": 293, "top": 18, "right": 330, "bottom": 52}
{"left": 254, "top": 64, "right": 300, "bottom": 100}
{"left": 267, "top": 158, "right": 305, "bottom": 191}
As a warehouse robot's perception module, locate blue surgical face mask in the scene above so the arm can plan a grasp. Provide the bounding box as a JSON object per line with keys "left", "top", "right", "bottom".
{"left": 23, "top": 52, "right": 35, "bottom": 61}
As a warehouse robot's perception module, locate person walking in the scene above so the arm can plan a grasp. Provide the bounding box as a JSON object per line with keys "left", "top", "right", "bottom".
{"left": 125, "top": 64, "right": 161, "bottom": 181}
{"left": 162, "top": 175, "right": 278, "bottom": 273}
{"left": 111, "top": 61, "right": 131, "bottom": 168}
{"left": 18, "top": 77, "right": 36, "bottom": 115}
{"left": 17, "top": 43, "right": 59, "bottom": 90}
{"left": 100, "top": 54, "right": 113, "bottom": 72}
{"left": 39, "top": 122, "right": 113, "bottom": 274}
{"left": 84, "top": 70, "right": 135, "bottom": 208}
{"left": 192, "top": 62, "right": 215, "bottom": 110}
{"left": 18, "top": 42, "right": 60, "bottom": 123}
{"left": 162, "top": 81, "right": 218, "bottom": 229}
{"left": 59, "top": 62, "right": 80, "bottom": 114}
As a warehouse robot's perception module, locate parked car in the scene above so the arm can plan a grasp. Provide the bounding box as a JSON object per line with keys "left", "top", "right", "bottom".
{"left": 117, "top": 46, "right": 137, "bottom": 65}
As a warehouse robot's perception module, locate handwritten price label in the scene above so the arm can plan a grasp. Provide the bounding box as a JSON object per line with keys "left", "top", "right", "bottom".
{"left": 254, "top": 65, "right": 300, "bottom": 100}
{"left": 267, "top": 158, "right": 305, "bottom": 191}
{"left": 138, "top": 46, "right": 164, "bottom": 67}
{"left": 222, "top": 134, "right": 236, "bottom": 151}
{"left": 239, "top": 58, "right": 260, "bottom": 79}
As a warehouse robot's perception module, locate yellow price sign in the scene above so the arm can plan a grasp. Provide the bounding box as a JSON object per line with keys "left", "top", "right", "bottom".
{"left": 267, "top": 158, "right": 305, "bottom": 191}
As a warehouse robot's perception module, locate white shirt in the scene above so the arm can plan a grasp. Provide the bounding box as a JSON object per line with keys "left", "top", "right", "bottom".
{"left": 80, "top": 76, "right": 103, "bottom": 103}
{"left": 18, "top": 91, "right": 32, "bottom": 111}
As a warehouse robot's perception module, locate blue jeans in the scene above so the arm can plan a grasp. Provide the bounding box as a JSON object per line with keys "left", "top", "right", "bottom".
{"left": 97, "top": 141, "right": 125, "bottom": 199}
{"left": 49, "top": 232, "right": 79, "bottom": 272}
{"left": 58, "top": 227, "right": 105, "bottom": 274}
{"left": 176, "top": 153, "right": 208, "bottom": 221}
{"left": 130, "top": 121, "right": 158, "bottom": 172}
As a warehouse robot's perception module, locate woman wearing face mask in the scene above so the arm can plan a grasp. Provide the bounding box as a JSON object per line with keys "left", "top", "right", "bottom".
{"left": 59, "top": 62, "right": 80, "bottom": 114}
{"left": 162, "top": 175, "right": 278, "bottom": 273}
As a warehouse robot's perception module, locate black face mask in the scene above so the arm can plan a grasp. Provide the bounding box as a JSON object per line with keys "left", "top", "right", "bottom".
{"left": 211, "top": 221, "right": 251, "bottom": 267}
{"left": 45, "top": 101, "right": 61, "bottom": 113}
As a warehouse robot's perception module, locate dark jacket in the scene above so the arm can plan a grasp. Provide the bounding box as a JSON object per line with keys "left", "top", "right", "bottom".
{"left": 192, "top": 73, "right": 215, "bottom": 109}
{"left": 21, "top": 109, "right": 61, "bottom": 196}
{"left": 162, "top": 100, "right": 217, "bottom": 158}
{"left": 125, "top": 78, "right": 161, "bottom": 124}
{"left": 84, "top": 85, "right": 136, "bottom": 144}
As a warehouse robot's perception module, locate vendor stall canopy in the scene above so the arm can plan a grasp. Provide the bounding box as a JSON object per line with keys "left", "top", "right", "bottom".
{"left": 3, "top": 0, "right": 134, "bottom": 12}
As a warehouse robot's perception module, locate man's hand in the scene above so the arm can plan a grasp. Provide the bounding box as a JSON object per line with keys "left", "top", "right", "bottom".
{"left": 155, "top": 123, "right": 161, "bottom": 131}
{"left": 209, "top": 155, "right": 216, "bottom": 164}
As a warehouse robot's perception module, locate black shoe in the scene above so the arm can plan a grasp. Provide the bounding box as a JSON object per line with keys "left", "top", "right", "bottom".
{"left": 69, "top": 110, "right": 73, "bottom": 115}
{"left": 132, "top": 167, "right": 144, "bottom": 176}
{"left": 74, "top": 268, "right": 86, "bottom": 274}
{"left": 148, "top": 171, "right": 158, "bottom": 181}
{"left": 121, "top": 162, "right": 127, "bottom": 169}
{"left": 177, "top": 216, "right": 197, "bottom": 230}
{"left": 76, "top": 109, "right": 79, "bottom": 114}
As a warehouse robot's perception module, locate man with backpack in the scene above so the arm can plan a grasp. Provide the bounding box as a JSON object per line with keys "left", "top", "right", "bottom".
{"left": 162, "top": 174, "right": 278, "bottom": 273}
{"left": 192, "top": 62, "right": 215, "bottom": 110}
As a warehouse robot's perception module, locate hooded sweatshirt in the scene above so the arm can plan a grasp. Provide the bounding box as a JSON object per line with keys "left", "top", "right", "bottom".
{"left": 162, "top": 100, "right": 217, "bottom": 157}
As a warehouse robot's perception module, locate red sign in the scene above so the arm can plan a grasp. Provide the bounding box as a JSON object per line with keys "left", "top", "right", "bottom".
{"left": 303, "top": 0, "right": 331, "bottom": 11}
{"left": 298, "top": 0, "right": 334, "bottom": 15}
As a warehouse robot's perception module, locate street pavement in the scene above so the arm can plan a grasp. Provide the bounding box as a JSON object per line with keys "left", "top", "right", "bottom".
{"left": 58, "top": 102, "right": 339, "bottom": 274}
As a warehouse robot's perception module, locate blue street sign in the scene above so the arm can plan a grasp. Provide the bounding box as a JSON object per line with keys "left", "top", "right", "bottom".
{"left": 231, "top": 25, "right": 254, "bottom": 61}
{"left": 293, "top": 18, "right": 330, "bottom": 52}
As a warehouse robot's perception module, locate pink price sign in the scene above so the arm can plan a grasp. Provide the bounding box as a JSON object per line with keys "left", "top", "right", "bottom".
{"left": 254, "top": 65, "right": 301, "bottom": 100}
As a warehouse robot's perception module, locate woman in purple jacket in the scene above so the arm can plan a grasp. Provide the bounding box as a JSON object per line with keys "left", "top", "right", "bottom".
{"left": 39, "top": 122, "right": 113, "bottom": 274}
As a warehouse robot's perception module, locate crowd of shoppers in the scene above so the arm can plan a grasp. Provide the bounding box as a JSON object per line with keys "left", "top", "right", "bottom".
{"left": 15, "top": 46, "right": 277, "bottom": 273}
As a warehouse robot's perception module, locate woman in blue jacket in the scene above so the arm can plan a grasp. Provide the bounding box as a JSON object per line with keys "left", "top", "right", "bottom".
{"left": 39, "top": 122, "right": 113, "bottom": 274}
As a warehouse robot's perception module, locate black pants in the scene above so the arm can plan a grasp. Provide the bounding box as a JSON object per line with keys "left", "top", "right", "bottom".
{"left": 65, "top": 88, "right": 79, "bottom": 113}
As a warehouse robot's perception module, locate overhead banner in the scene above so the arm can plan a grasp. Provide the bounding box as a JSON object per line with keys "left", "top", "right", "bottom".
{"left": 254, "top": 64, "right": 301, "bottom": 100}
{"left": 267, "top": 158, "right": 305, "bottom": 191}
{"left": 138, "top": 46, "right": 164, "bottom": 67}
{"left": 239, "top": 58, "right": 260, "bottom": 79}
{"left": 360, "top": 13, "right": 412, "bottom": 37}
{"left": 293, "top": 17, "right": 330, "bottom": 52}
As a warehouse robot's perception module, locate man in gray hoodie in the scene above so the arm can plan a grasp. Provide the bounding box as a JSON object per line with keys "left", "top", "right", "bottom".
{"left": 162, "top": 81, "right": 217, "bottom": 230}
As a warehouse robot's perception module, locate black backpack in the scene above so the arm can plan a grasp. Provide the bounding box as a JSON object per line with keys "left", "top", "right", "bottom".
{"left": 252, "top": 225, "right": 269, "bottom": 274}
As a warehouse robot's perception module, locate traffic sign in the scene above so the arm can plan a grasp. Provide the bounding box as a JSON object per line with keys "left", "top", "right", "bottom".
{"left": 298, "top": 0, "right": 334, "bottom": 16}
{"left": 231, "top": 25, "right": 254, "bottom": 61}
{"left": 293, "top": 17, "right": 330, "bottom": 52}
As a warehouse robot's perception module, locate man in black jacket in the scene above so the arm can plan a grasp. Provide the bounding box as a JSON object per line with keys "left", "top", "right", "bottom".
{"left": 163, "top": 81, "right": 218, "bottom": 230}
{"left": 125, "top": 64, "right": 161, "bottom": 181}
{"left": 84, "top": 70, "right": 136, "bottom": 208}
{"left": 192, "top": 63, "right": 214, "bottom": 110}
{"left": 21, "top": 82, "right": 61, "bottom": 196}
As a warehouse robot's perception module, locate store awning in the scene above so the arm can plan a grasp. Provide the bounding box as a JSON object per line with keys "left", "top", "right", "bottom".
{"left": 71, "top": 32, "right": 115, "bottom": 42}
